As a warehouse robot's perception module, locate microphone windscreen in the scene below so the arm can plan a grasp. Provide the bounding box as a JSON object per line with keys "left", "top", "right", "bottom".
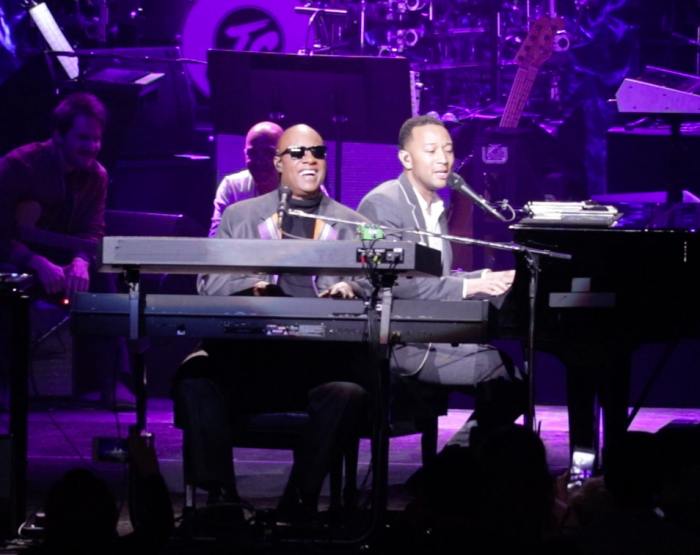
{"left": 448, "top": 172, "right": 466, "bottom": 190}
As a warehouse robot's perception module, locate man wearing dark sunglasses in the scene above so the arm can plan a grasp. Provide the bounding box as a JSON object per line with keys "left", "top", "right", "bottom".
{"left": 172, "top": 124, "right": 371, "bottom": 523}
{"left": 357, "top": 115, "right": 526, "bottom": 454}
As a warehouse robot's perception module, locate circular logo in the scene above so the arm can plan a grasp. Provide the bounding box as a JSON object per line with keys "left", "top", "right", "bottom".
{"left": 214, "top": 7, "right": 284, "bottom": 53}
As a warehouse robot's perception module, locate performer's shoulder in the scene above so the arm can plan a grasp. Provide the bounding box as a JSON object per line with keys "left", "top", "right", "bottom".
{"left": 317, "top": 197, "right": 368, "bottom": 225}
{"left": 220, "top": 169, "right": 253, "bottom": 190}
{"left": 2, "top": 141, "right": 50, "bottom": 165}
{"left": 360, "top": 178, "right": 402, "bottom": 203}
{"left": 0, "top": 142, "right": 58, "bottom": 186}
{"left": 222, "top": 188, "right": 274, "bottom": 217}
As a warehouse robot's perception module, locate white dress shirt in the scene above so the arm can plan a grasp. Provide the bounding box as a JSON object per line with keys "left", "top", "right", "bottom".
{"left": 414, "top": 189, "right": 488, "bottom": 298}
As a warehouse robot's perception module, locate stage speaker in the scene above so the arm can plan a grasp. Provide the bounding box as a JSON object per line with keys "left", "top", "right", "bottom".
{"left": 107, "top": 155, "right": 215, "bottom": 229}
{"left": 72, "top": 46, "right": 196, "bottom": 163}
{"left": 29, "top": 304, "right": 73, "bottom": 397}
{"left": 606, "top": 126, "right": 700, "bottom": 196}
{"left": 104, "top": 209, "right": 205, "bottom": 238}
{"left": 450, "top": 119, "right": 587, "bottom": 270}
{"left": 467, "top": 127, "right": 560, "bottom": 270}
{"left": 215, "top": 134, "right": 403, "bottom": 210}
{"left": 0, "top": 47, "right": 195, "bottom": 168}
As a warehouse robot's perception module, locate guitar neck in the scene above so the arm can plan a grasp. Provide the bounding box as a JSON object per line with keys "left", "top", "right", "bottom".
{"left": 500, "top": 65, "right": 539, "bottom": 129}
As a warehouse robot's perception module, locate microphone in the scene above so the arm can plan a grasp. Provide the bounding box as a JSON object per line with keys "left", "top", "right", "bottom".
{"left": 448, "top": 173, "right": 508, "bottom": 222}
{"left": 277, "top": 185, "right": 292, "bottom": 230}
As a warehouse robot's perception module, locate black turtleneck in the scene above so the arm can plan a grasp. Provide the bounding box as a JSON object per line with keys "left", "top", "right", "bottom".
{"left": 278, "top": 192, "right": 324, "bottom": 297}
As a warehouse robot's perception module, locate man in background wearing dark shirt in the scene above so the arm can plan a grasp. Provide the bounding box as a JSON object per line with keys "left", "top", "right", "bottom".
{"left": 0, "top": 92, "right": 134, "bottom": 410}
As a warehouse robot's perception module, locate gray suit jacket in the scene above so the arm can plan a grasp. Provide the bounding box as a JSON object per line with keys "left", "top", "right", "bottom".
{"left": 357, "top": 173, "right": 484, "bottom": 301}
{"left": 198, "top": 190, "right": 371, "bottom": 297}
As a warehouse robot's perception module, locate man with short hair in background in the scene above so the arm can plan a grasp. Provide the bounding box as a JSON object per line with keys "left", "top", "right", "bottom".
{"left": 208, "top": 121, "right": 283, "bottom": 237}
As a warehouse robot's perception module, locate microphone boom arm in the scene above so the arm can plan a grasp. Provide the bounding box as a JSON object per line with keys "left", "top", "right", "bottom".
{"left": 287, "top": 209, "right": 570, "bottom": 259}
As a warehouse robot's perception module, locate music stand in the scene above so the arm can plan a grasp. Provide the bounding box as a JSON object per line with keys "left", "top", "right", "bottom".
{"left": 207, "top": 50, "right": 412, "bottom": 202}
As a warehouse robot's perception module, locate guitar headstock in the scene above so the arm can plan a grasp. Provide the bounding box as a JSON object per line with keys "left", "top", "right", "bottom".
{"left": 514, "top": 16, "right": 566, "bottom": 70}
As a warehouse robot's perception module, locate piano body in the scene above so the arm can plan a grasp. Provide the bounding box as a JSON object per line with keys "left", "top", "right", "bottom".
{"left": 502, "top": 224, "right": 700, "bottom": 342}
{"left": 499, "top": 204, "right": 700, "bottom": 457}
{"left": 489, "top": 64, "right": 700, "bottom": 456}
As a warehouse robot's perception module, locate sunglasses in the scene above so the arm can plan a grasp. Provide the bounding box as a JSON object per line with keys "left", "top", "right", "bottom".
{"left": 278, "top": 145, "right": 328, "bottom": 160}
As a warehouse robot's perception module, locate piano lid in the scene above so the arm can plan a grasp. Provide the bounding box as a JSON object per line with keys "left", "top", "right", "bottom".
{"left": 607, "top": 202, "right": 700, "bottom": 230}
{"left": 517, "top": 197, "right": 700, "bottom": 231}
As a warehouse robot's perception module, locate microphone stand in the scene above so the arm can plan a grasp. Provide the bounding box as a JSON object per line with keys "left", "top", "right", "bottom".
{"left": 288, "top": 208, "right": 572, "bottom": 432}
{"left": 442, "top": 233, "right": 571, "bottom": 432}
{"left": 284, "top": 209, "right": 409, "bottom": 539}
{"left": 414, "top": 229, "right": 572, "bottom": 432}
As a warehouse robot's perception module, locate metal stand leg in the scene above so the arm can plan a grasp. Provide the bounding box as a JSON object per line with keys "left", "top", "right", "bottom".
{"left": 523, "top": 252, "right": 540, "bottom": 431}
{"left": 372, "top": 285, "right": 393, "bottom": 515}
{"left": 8, "top": 293, "right": 30, "bottom": 537}
{"left": 124, "top": 270, "right": 146, "bottom": 432}
{"left": 122, "top": 270, "right": 148, "bottom": 529}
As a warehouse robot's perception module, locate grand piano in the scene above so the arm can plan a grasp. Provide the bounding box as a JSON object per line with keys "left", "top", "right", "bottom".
{"left": 490, "top": 64, "right": 700, "bottom": 458}
{"left": 503, "top": 210, "right": 700, "bottom": 342}
{"left": 497, "top": 202, "right": 700, "bottom": 458}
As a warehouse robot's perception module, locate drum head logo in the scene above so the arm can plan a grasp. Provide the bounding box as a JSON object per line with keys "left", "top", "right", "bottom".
{"left": 215, "top": 7, "right": 284, "bottom": 52}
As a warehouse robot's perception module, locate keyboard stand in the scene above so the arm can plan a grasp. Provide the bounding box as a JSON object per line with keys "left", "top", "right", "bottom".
{"left": 0, "top": 276, "right": 32, "bottom": 538}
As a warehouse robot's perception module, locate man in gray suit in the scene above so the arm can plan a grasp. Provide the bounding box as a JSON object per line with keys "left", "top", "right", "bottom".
{"left": 172, "top": 124, "right": 369, "bottom": 520}
{"left": 357, "top": 115, "right": 526, "bottom": 448}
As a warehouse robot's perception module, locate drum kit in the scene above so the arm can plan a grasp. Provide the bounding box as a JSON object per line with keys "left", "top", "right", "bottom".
{"left": 175, "top": 0, "right": 576, "bottom": 108}
{"left": 36, "top": 0, "right": 589, "bottom": 110}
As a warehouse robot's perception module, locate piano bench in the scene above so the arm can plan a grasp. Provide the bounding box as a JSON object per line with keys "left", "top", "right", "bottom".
{"left": 181, "top": 411, "right": 349, "bottom": 515}
{"left": 342, "top": 416, "right": 439, "bottom": 503}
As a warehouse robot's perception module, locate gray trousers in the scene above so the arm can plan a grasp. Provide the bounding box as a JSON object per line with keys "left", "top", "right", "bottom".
{"left": 391, "top": 342, "right": 526, "bottom": 446}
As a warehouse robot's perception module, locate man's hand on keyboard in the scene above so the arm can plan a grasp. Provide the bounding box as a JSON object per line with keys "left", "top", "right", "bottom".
{"left": 252, "top": 281, "right": 285, "bottom": 296}
{"left": 319, "top": 282, "right": 356, "bottom": 299}
{"left": 466, "top": 270, "right": 514, "bottom": 297}
{"left": 486, "top": 270, "right": 515, "bottom": 287}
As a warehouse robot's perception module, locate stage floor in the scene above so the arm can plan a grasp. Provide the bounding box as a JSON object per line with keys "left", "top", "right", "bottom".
{"left": 12, "top": 398, "right": 699, "bottom": 537}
